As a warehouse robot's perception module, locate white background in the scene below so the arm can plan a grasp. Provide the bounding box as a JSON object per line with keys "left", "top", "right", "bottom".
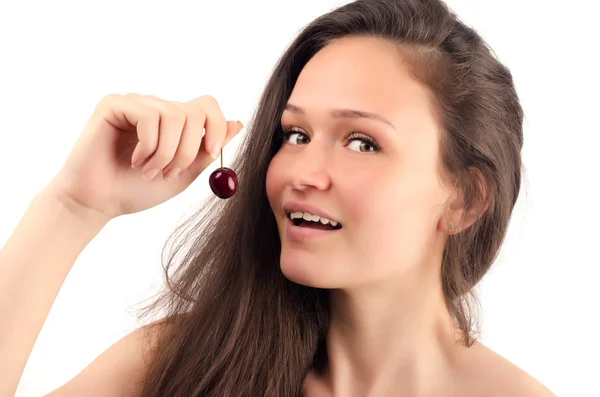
{"left": 1, "top": 0, "right": 598, "bottom": 396}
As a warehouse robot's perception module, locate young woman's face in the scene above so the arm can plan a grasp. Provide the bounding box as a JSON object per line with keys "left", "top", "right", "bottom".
{"left": 266, "top": 36, "right": 452, "bottom": 289}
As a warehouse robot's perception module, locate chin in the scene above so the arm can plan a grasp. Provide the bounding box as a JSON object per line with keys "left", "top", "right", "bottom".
{"left": 279, "top": 251, "right": 345, "bottom": 289}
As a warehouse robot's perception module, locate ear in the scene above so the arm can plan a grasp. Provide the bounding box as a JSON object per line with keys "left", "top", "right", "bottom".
{"left": 440, "top": 167, "right": 489, "bottom": 235}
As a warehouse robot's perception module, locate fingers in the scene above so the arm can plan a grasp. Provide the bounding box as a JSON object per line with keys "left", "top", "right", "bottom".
{"left": 133, "top": 96, "right": 187, "bottom": 180}
{"left": 160, "top": 101, "right": 207, "bottom": 179}
{"left": 185, "top": 120, "right": 244, "bottom": 179}
{"left": 97, "top": 95, "right": 160, "bottom": 169}
{"left": 100, "top": 93, "right": 243, "bottom": 183}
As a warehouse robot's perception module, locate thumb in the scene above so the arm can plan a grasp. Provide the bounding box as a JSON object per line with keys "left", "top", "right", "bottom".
{"left": 226, "top": 120, "right": 244, "bottom": 139}
{"left": 183, "top": 120, "right": 245, "bottom": 180}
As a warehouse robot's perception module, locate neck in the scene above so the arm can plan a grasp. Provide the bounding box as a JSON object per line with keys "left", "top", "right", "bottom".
{"left": 318, "top": 267, "right": 468, "bottom": 397}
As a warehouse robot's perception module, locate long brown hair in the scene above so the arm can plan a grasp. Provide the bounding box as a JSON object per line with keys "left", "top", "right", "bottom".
{"left": 138, "top": 0, "right": 524, "bottom": 395}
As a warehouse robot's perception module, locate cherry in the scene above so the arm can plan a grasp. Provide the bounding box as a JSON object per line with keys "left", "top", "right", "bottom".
{"left": 209, "top": 148, "right": 238, "bottom": 199}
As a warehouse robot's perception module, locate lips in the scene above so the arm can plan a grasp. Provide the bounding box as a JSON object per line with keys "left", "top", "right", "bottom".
{"left": 289, "top": 214, "right": 342, "bottom": 230}
{"left": 282, "top": 202, "right": 341, "bottom": 225}
{"left": 281, "top": 201, "right": 343, "bottom": 239}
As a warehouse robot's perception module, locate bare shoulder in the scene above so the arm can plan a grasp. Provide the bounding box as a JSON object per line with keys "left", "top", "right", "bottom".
{"left": 44, "top": 320, "right": 168, "bottom": 397}
{"left": 459, "top": 341, "right": 557, "bottom": 397}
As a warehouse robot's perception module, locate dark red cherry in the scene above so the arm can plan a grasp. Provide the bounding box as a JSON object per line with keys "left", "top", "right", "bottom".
{"left": 209, "top": 167, "right": 237, "bottom": 198}
{"left": 209, "top": 148, "right": 238, "bottom": 199}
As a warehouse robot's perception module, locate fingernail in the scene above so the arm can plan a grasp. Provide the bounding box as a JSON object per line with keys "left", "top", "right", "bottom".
{"left": 133, "top": 158, "right": 145, "bottom": 168}
{"left": 237, "top": 120, "right": 244, "bottom": 129}
{"left": 144, "top": 168, "right": 160, "bottom": 181}
{"left": 210, "top": 142, "right": 222, "bottom": 159}
{"left": 164, "top": 168, "right": 181, "bottom": 181}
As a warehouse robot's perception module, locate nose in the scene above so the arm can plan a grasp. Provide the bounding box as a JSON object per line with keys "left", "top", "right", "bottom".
{"left": 285, "top": 142, "right": 332, "bottom": 192}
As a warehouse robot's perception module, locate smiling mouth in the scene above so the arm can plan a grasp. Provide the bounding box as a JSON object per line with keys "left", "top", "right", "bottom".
{"left": 287, "top": 213, "right": 342, "bottom": 231}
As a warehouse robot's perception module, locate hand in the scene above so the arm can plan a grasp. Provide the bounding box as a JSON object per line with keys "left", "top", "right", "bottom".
{"left": 47, "top": 93, "right": 244, "bottom": 221}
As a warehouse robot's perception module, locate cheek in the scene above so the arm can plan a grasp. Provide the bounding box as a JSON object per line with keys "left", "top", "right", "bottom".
{"left": 265, "top": 155, "right": 284, "bottom": 206}
{"left": 347, "top": 169, "right": 444, "bottom": 262}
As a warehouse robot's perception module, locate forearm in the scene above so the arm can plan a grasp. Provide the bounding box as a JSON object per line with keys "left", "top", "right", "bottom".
{"left": 0, "top": 187, "right": 109, "bottom": 397}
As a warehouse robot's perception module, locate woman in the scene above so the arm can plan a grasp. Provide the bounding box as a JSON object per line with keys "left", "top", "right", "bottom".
{"left": 0, "top": 0, "right": 557, "bottom": 396}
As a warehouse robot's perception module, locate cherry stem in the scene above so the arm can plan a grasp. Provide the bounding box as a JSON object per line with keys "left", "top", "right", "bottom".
{"left": 220, "top": 147, "right": 223, "bottom": 169}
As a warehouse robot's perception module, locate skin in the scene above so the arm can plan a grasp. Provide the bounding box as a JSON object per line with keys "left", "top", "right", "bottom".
{"left": 266, "top": 36, "right": 555, "bottom": 397}
{"left": 29, "top": 35, "right": 554, "bottom": 397}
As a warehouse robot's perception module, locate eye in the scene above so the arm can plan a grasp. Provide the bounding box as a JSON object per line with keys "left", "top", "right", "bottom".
{"left": 278, "top": 126, "right": 381, "bottom": 153}
{"left": 345, "top": 132, "right": 381, "bottom": 153}
{"left": 281, "top": 126, "right": 310, "bottom": 145}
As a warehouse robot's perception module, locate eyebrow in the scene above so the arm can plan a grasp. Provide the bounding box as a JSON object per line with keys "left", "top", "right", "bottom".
{"left": 284, "top": 103, "right": 396, "bottom": 131}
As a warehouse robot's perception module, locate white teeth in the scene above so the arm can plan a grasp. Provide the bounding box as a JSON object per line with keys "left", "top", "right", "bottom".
{"left": 290, "top": 212, "right": 304, "bottom": 220}
{"left": 289, "top": 211, "right": 339, "bottom": 226}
